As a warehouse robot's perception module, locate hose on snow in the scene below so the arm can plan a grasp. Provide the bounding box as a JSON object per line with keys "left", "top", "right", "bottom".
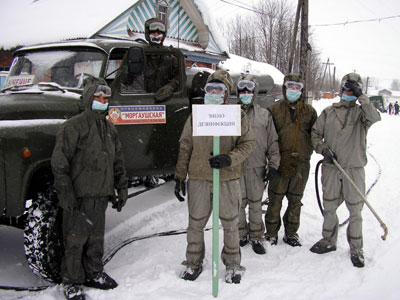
{"left": 314, "top": 151, "right": 382, "bottom": 227}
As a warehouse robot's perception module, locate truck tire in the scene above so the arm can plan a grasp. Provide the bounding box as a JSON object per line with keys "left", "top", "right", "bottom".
{"left": 24, "top": 186, "right": 63, "bottom": 283}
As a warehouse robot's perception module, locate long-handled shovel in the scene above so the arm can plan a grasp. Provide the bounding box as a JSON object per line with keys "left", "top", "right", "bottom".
{"left": 333, "top": 158, "right": 388, "bottom": 240}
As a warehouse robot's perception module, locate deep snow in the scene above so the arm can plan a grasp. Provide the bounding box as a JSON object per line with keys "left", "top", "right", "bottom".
{"left": 1, "top": 98, "right": 400, "bottom": 300}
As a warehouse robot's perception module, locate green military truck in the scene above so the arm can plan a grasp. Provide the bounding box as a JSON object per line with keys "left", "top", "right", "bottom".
{"left": 369, "top": 95, "right": 389, "bottom": 113}
{"left": 0, "top": 37, "right": 275, "bottom": 283}
{"left": 0, "top": 38, "right": 193, "bottom": 283}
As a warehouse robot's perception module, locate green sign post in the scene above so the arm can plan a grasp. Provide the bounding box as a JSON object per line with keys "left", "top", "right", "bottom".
{"left": 191, "top": 104, "right": 241, "bottom": 298}
{"left": 212, "top": 136, "right": 220, "bottom": 298}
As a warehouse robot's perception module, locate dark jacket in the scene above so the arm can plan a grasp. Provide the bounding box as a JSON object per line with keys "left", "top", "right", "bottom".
{"left": 51, "top": 83, "right": 127, "bottom": 204}
{"left": 268, "top": 99, "right": 317, "bottom": 163}
{"left": 144, "top": 53, "right": 179, "bottom": 93}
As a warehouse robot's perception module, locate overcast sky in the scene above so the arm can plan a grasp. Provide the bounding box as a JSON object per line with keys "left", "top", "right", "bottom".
{"left": 212, "top": 0, "right": 400, "bottom": 89}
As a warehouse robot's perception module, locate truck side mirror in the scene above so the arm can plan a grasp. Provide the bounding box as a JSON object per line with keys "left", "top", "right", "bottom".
{"left": 127, "top": 47, "right": 144, "bottom": 75}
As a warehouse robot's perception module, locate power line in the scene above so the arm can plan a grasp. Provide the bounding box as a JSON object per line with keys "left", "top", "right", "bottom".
{"left": 218, "top": 0, "right": 400, "bottom": 29}
{"left": 229, "top": 0, "right": 253, "bottom": 7}
{"left": 218, "top": 0, "right": 261, "bottom": 15}
{"left": 310, "top": 14, "right": 400, "bottom": 27}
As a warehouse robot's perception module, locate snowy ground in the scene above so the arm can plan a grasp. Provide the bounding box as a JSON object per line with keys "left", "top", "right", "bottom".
{"left": 1, "top": 98, "right": 400, "bottom": 300}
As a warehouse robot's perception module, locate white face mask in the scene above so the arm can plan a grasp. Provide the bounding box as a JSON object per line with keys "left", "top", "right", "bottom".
{"left": 204, "top": 94, "right": 224, "bottom": 105}
{"left": 341, "top": 93, "right": 357, "bottom": 101}
{"left": 150, "top": 33, "right": 164, "bottom": 44}
{"left": 286, "top": 89, "right": 302, "bottom": 102}
{"left": 92, "top": 100, "right": 109, "bottom": 111}
{"left": 239, "top": 94, "right": 253, "bottom": 105}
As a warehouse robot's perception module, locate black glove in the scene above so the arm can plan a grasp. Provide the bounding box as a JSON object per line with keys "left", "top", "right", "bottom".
{"left": 321, "top": 148, "right": 336, "bottom": 164}
{"left": 154, "top": 85, "right": 174, "bottom": 102}
{"left": 174, "top": 179, "right": 186, "bottom": 202}
{"left": 264, "top": 167, "right": 278, "bottom": 182}
{"left": 57, "top": 189, "right": 77, "bottom": 215}
{"left": 112, "top": 189, "right": 128, "bottom": 212}
{"left": 59, "top": 196, "right": 77, "bottom": 214}
{"left": 209, "top": 154, "right": 232, "bottom": 169}
{"left": 345, "top": 80, "right": 362, "bottom": 98}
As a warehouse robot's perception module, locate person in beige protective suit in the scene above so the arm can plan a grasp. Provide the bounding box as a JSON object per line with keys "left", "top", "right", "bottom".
{"left": 174, "top": 70, "right": 255, "bottom": 284}
{"left": 236, "top": 74, "right": 280, "bottom": 255}
{"left": 310, "top": 73, "right": 381, "bottom": 268}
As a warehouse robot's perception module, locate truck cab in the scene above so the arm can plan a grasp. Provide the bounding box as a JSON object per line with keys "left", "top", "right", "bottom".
{"left": 0, "top": 38, "right": 190, "bottom": 282}
{"left": 1, "top": 38, "right": 189, "bottom": 218}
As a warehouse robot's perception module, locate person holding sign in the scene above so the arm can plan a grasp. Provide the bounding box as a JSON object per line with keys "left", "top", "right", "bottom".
{"left": 237, "top": 74, "right": 280, "bottom": 255}
{"left": 174, "top": 70, "right": 255, "bottom": 284}
{"left": 264, "top": 74, "right": 317, "bottom": 247}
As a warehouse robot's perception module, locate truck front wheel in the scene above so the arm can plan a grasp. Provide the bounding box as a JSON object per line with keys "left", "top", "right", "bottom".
{"left": 24, "top": 186, "right": 63, "bottom": 283}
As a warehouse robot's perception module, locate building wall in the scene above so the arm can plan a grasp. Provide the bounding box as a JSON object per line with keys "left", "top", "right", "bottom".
{"left": 379, "top": 89, "right": 392, "bottom": 97}
{"left": 0, "top": 49, "right": 15, "bottom": 71}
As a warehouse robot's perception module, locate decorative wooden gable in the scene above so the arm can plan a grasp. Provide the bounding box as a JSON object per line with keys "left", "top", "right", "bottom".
{"left": 94, "top": 0, "right": 222, "bottom": 54}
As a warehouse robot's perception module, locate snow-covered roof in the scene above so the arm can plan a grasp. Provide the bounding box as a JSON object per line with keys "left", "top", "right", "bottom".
{"left": 0, "top": 0, "right": 134, "bottom": 49}
{"left": 218, "top": 54, "right": 284, "bottom": 85}
{"left": 0, "top": 0, "right": 228, "bottom": 54}
{"left": 0, "top": 0, "right": 283, "bottom": 83}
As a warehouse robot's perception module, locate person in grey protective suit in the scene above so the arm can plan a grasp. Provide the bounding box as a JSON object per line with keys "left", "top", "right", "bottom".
{"left": 264, "top": 73, "right": 317, "bottom": 247}
{"left": 310, "top": 72, "right": 381, "bottom": 268}
{"left": 236, "top": 74, "right": 280, "bottom": 255}
{"left": 174, "top": 70, "right": 255, "bottom": 284}
{"left": 51, "top": 81, "right": 128, "bottom": 300}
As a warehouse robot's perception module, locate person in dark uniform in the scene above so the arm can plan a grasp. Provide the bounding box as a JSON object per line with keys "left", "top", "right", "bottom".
{"left": 264, "top": 74, "right": 317, "bottom": 247}
{"left": 51, "top": 82, "right": 128, "bottom": 300}
{"left": 143, "top": 18, "right": 180, "bottom": 102}
{"left": 142, "top": 18, "right": 181, "bottom": 187}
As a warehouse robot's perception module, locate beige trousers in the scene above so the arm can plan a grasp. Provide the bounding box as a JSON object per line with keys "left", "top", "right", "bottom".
{"left": 184, "top": 179, "right": 242, "bottom": 269}
{"left": 238, "top": 167, "right": 265, "bottom": 241}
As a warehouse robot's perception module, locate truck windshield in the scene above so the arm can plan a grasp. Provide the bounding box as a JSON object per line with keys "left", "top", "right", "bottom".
{"left": 7, "top": 49, "right": 105, "bottom": 88}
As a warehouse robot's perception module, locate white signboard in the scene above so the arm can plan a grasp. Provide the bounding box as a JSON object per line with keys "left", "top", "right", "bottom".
{"left": 192, "top": 104, "right": 241, "bottom": 136}
{"left": 4, "top": 75, "right": 35, "bottom": 88}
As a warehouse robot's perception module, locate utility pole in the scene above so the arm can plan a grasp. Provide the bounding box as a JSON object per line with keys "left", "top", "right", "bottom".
{"left": 332, "top": 66, "right": 336, "bottom": 97}
{"left": 299, "top": 0, "right": 309, "bottom": 103}
{"left": 319, "top": 58, "right": 334, "bottom": 95}
{"left": 365, "top": 76, "right": 369, "bottom": 94}
{"left": 288, "top": 0, "right": 302, "bottom": 73}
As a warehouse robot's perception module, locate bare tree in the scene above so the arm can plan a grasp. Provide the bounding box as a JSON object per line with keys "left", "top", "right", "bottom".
{"left": 221, "top": 0, "right": 323, "bottom": 98}
{"left": 253, "top": 0, "right": 296, "bottom": 71}
{"left": 222, "top": 15, "right": 257, "bottom": 61}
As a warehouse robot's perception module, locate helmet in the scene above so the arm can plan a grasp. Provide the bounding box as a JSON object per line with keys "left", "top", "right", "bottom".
{"left": 283, "top": 73, "right": 303, "bottom": 102}
{"left": 144, "top": 18, "right": 167, "bottom": 46}
{"left": 206, "top": 70, "right": 233, "bottom": 101}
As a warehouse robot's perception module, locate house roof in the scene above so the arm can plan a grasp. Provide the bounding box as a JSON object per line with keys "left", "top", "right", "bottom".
{"left": 0, "top": 0, "right": 228, "bottom": 56}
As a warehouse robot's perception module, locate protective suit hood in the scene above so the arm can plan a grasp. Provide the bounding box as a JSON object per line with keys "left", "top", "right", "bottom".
{"left": 282, "top": 73, "right": 304, "bottom": 103}
{"left": 145, "top": 18, "right": 167, "bottom": 46}
{"left": 81, "top": 78, "right": 108, "bottom": 112}
{"left": 206, "top": 70, "right": 233, "bottom": 103}
{"left": 340, "top": 72, "right": 363, "bottom": 97}
{"left": 237, "top": 73, "right": 259, "bottom": 106}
